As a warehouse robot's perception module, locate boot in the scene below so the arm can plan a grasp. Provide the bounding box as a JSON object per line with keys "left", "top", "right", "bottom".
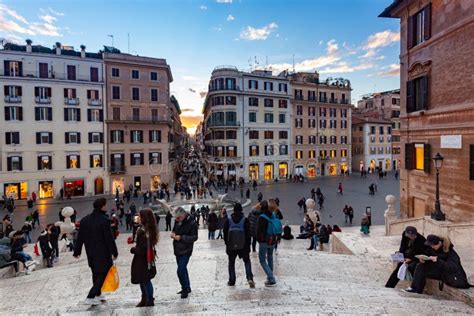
{"left": 136, "top": 296, "right": 146, "bottom": 307}
{"left": 144, "top": 298, "right": 154, "bottom": 307}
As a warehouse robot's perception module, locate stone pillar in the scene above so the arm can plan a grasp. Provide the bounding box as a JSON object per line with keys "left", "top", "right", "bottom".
{"left": 384, "top": 194, "right": 397, "bottom": 236}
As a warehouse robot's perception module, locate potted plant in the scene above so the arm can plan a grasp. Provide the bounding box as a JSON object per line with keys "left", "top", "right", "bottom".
{"left": 26, "top": 39, "right": 33, "bottom": 45}
{"left": 55, "top": 42, "right": 61, "bottom": 48}
{"left": 80, "top": 44, "right": 86, "bottom": 51}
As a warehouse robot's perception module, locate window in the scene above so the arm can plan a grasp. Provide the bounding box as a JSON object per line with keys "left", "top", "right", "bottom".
{"left": 34, "top": 87, "right": 52, "bottom": 103}
{"left": 341, "top": 109, "right": 347, "bottom": 117}
{"left": 149, "top": 130, "right": 161, "bottom": 142}
{"left": 308, "top": 119, "right": 316, "bottom": 128}
{"left": 279, "top": 113, "right": 286, "bottom": 124}
{"left": 130, "top": 153, "right": 144, "bottom": 166}
{"left": 131, "top": 70, "right": 139, "bottom": 79}
{"left": 341, "top": 136, "right": 348, "bottom": 144}
{"left": 7, "top": 156, "right": 22, "bottom": 171}
{"left": 88, "top": 132, "right": 103, "bottom": 144}
{"left": 320, "top": 150, "right": 327, "bottom": 159}
{"left": 112, "top": 86, "right": 121, "bottom": 99}
{"left": 150, "top": 71, "right": 158, "bottom": 81}
{"left": 39, "top": 62, "right": 48, "bottom": 78}
{"left": 330, "top": 108, "right": 337, "bottom": 117}
{"left": 308, "top": 107, "right": 316, "bottom": 116}
{"left": 149, "top": 152, "right": 162, "bottom": 164}
{"left": 4, "top": 106, "right": 23, "bottom": 121}
{"left": 64, "top": 108, "right": 81, "bottom": 121}
{"left": 226, "top": 111, "right": 236, "bottom": 124}
{"left": 278, "top": 83, "right": 287, "bottom": 92}
{"left": 280, "top": 145, "right": 288, "bottom": 155}
{"left": 309, "top": 150, "right": 316, "bottom": 159}
{"left": 132, "top": 87, "right": 140, "bottom": 101}
{"left": 151, "top": 89, "right": 158, "bottom": 101}
{"left": 112, "top": 68, "right": 120, "bottom": 77}
{"left": 264, "top": 99, "right": 274, "bottom": 107}
{"left": 341, "top": 120, "right": 347, "bottom": 129}
{"left": 319, "top": 135, "right": 327, "bottom": 144}
{"left": 264, "top": 145, "right": 274, "bottom": 156}
{"left": 471, "top": 145, "right": 474, "bottom": 181}
{"left": 87, "top": 89, "right": 100, "bottom": 101}
{"left": 296, "top": 105, "right": 303, "bottom": 116}
{"left": 330, "top": 120, "right": 337, "bottom": 129}
{"left": 295, "top": 118, "right": 303, "bottom": 128}
{"left": 249, "top": 112, "right": 257, "bottom": 122}
{"left": 279, "top": 131, "right": 288, "bottom": 139}
{"left": 67, "top": 65, "right": 76, "bottom": 80}
{"left": 264, "top": 113, "right": 274, "bottom": 123}
{"left": 87, "top": 109, "right": 103, "bottom": 122}
{"left": 309, "top": 136, "right": 316, "bottom": 144}
{"left": 370, "top": 126, "right": 376, "bottom": 134}
{"left": 248, "top": 80, "right": 258, "bottom": 89}
{"left": 408, "top": 4, "right": 431, "bottom": 49}
{"left": 405, "top": 143, "right": 430, "bottom": 173}
{"left": 226, "top": 96, "right": 236, "bottom": 105}
{"left": 227, "top": 146, "right": 237, "bottom": 157}
{"left": 407, "top": 76, "right": 429, "bottom": 113}
{"left": 341, "top": 149, "right": 347, "bottom": 157}
{"left": 330, "top": 150, "right": 337, "bottom": 158}
{"left": 112, "top": 107, "right": 121, "bottom": 120}
{"left": 90, "top": 154, "right": 103, "bottom": 168}
{"left": 249, "top": 145, "right": 259, "bottom": 156}
{"left": 296, "top": 135, "right": 303, "bottom": 144}
{"left": 5, "top": 132, "right": 20, "bottom": 145}
{"left": 212, "top": 96, "right": 225, "bottom": 106}
{"left": 131, "top": 130, "right": 143, "bottom": 143}
{"left": 295, "top": 150, "right": 303, "bottom": 159}
{"left": 66, "top": 155, "right": 80, "bottom": 169}
{"left": 37, "top": 155, "right": 52, "bottom": 170}
{"left": 308, "top": 91, "right": 316, "bottom": 101}
{"left": 132, "top": 108, "right": 140, "bottom": 121}
{"left": 4, "top": 85, "right": 22, "bottom": 101}
{"left": 36, "top": 132, "right": 53, "bottom": 144}
{"left": 226, "top": 130, "right": 237, "bottom": 139}
{"left": 379, "top": 126, "right": 384, "bottom": 135}
{"left": 279, "top": 100, "right": 288, "bottom": 108}
{"left": 330, "top": 135, "right": 337, "bottom": 144}
{"left": 90, "top": 67, "right": 99, "bottom": 82}
{"left": 249, "top": 130, "right": 259, "bottom": 139}
{"left": 4, "top": 61, "right": 22, "bottom": 77}
{"left": 65, "top": 132, "right": 81, "bottom": 144}
{"left": 319, "top": 119, "right": 326, "bottom": 129}
{"left": 249, "top": 97, "right": 258, "bottom": 107}
{"left": 264, "top": 82, "right": 273, "bottom": 91}
{"left": 111, "top": 130, "right": 124, "bottom": 143}
{"left": 319, "top": 107, "right": 327, "bottom": 117}
{"left": 264, "top": 131, "right": 274, "bottom": 139}
{"left": 33, "top": 107, "right": 51, "bottom": 121}
{"left": 295, "top": 89, "right": 303, "bottom": 100}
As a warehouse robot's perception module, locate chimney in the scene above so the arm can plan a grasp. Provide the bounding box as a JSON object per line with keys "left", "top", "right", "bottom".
{"left": 80, "top": 45, "right": 86, "bottom": 58}
{"left": 25, "top": 39, "right": 32, "bottom": 53}
{"left": 55, "top": 42, "right": 61, "bottom": 55}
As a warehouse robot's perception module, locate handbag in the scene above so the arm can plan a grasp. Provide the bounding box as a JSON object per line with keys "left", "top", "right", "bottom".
{"left": 397, "top": 263, "right": 408, "bottom": 280}
{"left": 101, "top": 264, "right": 120, "bottom": 293}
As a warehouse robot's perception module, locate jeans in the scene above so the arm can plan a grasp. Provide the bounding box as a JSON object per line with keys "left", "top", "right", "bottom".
{"left": 311, "top": 235, "right": 320, "bottom": 250}
{"left": 140, "top": 280, "right": 154, "bottom": 303}
{"left": 208, "top": 231, "right": 215, "bottom": 240}
{"left": 251, "top": 236, "right": 257, "bottom": 252}
{"left": 24, "top": 232, "right": 32, "bottom": 243}
{"left": 228, "top": 252, "right": 253, "bottom": 283}
{"left": 176, "top": 255, "right": 191, "bottom": 290}
{"left": 12, "top": 251, "right": 32, "bottom": 263}
{"left": 32, "top": 218, "right": 40, "bottom": 229}
{"left": 87, "top": 269, "right": 109, "bottom": 298}
{"left": 344, "top": 214, "right": 350, "bottom": 223}
{"left": 258, "top": 242, "right": 275, "bottom": 283}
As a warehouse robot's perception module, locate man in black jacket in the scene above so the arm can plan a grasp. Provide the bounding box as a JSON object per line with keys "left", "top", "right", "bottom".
{"left": 73, "top": 198, "right": 118, "bottom": 306}
{"left": 171, "top": 207, "right": 198, "bottom": 299}
{"left": 223, "top": 203, "right": 255, "bottom": 288}
{"left": 385, "top": 226, "right": 426, "bottom": 288}
{"left": 256, "top": 200, "right": 277, "bottom": 287}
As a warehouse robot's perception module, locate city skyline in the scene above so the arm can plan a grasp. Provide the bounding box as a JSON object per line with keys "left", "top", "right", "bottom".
{"left": 0, "top": 0, "right": 400, "bottom": 134}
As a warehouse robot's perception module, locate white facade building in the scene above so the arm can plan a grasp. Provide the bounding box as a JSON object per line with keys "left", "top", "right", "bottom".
{"left": 0, "top": 42, "right": 108, "bottom": 199}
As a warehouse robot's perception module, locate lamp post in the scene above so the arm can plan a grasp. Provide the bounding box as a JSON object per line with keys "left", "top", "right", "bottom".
{"left": 431, "top": 153, "right": 446, "bottom": 221}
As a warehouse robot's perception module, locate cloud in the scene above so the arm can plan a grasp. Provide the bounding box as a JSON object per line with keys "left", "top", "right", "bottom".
{"left": 212, "top": 26, "right": 222, "bottom": 32}
{"left": 48, "top": 8, "right": 64, "bottom": 16}
{"left": 40, "top": 15, "right": 56, "bottom": 24}
{"left": 3, "top": 33, "right": 23, "bottom": 44}
{"left": 216, "top": 0, "right": 233, "bottom": 3}
{"left": 240, "top": 22, "right": 278, "bottom": 41}
{"left": 181, "top": 108, "right": 195, "bottom": 113}
{"left": 31, "top": 21, "right": 61, "bottom": 36}
{"left": 0, "top": 19, "right": 35, "bottom": 35}
{"left": 199, "top": 5, "right": 207, "bottom": 10}
{"left": 182, "top": 75, "right": 200, "bottom": 81}
{"left": 199, "top": 91, "right": 208, "bottom": 98}
{"left": 360, "top": 49, "right": 376, "bottom": 59}
{"left": 227, "top": 14, "right": 235, "bottom": 21}
{"left": 319, "top": 62, "right": 373, "bottom": 74}
{"left": 0, "top": 4, "right": 29, "bottom": 24}
{"left": 363, "top": 30, "right": 400, "bottom": 50}
{"left": 377, "top": 63, "right": 400, "bottom": 77}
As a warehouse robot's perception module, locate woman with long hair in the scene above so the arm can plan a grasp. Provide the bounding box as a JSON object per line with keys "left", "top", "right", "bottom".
{"left": 131, "top": 208, "right": 159, "bottom": 307}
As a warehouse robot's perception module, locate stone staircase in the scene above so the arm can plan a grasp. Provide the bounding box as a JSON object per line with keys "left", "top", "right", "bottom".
{"left": 0, "top": 229, "right": 472, "bottom": 315}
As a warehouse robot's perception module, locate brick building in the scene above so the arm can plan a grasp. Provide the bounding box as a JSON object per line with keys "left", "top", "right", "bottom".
{"left": 380, "top": 0, "right": 474, "bottom": 222}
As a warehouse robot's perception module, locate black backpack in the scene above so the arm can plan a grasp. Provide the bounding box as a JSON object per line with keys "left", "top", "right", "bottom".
{"left": 227, "top": 216, "right": 246, "bottom": 250}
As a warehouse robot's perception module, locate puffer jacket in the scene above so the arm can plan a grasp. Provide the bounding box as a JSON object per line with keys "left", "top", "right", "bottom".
{"left": 248, "top": 208, "right": 260, "bottom": 238}
{"left": 172, "top": 216, "right": 198, "bottom": 257}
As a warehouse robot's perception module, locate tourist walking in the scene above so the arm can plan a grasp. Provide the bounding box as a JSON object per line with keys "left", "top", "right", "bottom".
{"left": 343, "top": 205, "right": 350, "bottom": 223}
{"left": 216, "top": 208, "right": 227, "bottom": 239}
{"left": 248, "top": 204, "right": 260, "bottom": 252}
{"left": 171, "top": 207, "right": 198, "bottom": 299}
{"left": 73, "top": 198, "right": 118, "bottom": 306}
{"left": 165, "top": 210, "right": 173, "bottom": 231}
{"left": 131, "top": 208, "right": 158, "bottom": 307}
{"left": 338, "top": 183, "right": 343, "bottom": 195}
{"left": 207, "top": 210, "right": 218, "bottom": 240}
{"left": 223, "top": 203, "right": 255, "bottom": 288}
{"left": 256, "top": 201, "right": 278, "bottom": 287}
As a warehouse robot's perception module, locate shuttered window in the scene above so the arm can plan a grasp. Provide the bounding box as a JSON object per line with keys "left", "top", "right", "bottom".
{"left": 470, "top": 145, "right": 474, "bottom": 181}
{"left": 407, "top": 3, "right": 431, "bottom": 50}
{"left": 407, "top": 76, "right": 429, "bottom": 113}
{"left": 405, "top": 143, "right": 430, "bottom": 173}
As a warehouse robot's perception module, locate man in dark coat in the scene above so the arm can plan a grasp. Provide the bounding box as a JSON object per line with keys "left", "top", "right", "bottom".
{"left": 73, "top": 198, "right": 118, "bottom": 305}
{"left": 223, "top": 203, "right": 254, "bottom": 288}
{"left": 248, "top": 205, "right": 260, "bottom": 252}
{"left": 171, "top": 207, "right": 198, "bottom": 299}
{"left": 385, "top": 226, "right": 426, "bottom": 288}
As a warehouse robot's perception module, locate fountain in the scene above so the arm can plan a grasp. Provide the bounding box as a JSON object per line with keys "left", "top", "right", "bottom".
{"left": 148, "top": 193, "right": 238, "bottom": 216}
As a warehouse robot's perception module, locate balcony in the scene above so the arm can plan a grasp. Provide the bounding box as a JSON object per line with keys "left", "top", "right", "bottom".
{"left": 4, "top": 96, "right": 22, "bottom": 103}
{"left": 208, "top": 85, "right": 241, "bottom": 92}
{"left": 319, "top": 97, "right": 328, "bottom": 103}
{"left": 35, "top": 96, "right": 51, "bottom": 104}
{"left": 109, "top": 165, "right": 126, "bottom": 174}
{"left": 107, "top": 116, "right": 172, "bottom": 125}
{"left": 295, "top": 95, "right": 304, "bottom": 101}
{"left": 88, "top": 99, "right": 102, "bottom": 106}
{"left": 329, "top": 98, "right": 338, "bottom": 104}
{"left": 307, "top": 97, "right": 317, "bottom": 102}
{"left": 341, "top": 99, "right": 350, "bottom": 104}
{"left": 64, "top": 98, "right": 80, "bottom": 105}
{"left": 206, "top": 121, "right": 240, "bottom": 128}
{"left": 1, "top": 70, "right": 104, "bottom": 82}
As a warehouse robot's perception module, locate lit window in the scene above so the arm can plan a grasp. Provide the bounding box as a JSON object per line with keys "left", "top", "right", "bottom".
{"left": 415, "top": 144, "right": 424, "bottom": 170}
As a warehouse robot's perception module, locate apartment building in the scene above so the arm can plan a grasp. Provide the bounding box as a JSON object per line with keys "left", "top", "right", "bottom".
{"left": 202, "top": 67, "right": 291, "bottom": 182}
{"left": 104, "top": 49, "right": 173, "bottom": 193}
{"left": 352, "top": 116, "right": 393, "bottom": 173}
{"left": 288, "top": 72, "right": 352, "bottom": 177}
{"left": 0, "top": 41, "right": 107, "bottom": 199}
{"left": 380, "top": 0, "right": 474, "bottom": 221}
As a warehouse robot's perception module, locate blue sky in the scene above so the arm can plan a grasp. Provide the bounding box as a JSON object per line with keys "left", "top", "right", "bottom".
{"left": 0, "top": 0, "right": 400, "bottom": 133}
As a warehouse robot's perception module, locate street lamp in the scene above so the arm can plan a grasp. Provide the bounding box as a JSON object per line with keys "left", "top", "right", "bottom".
{"left": 431, "top": 153, "right": 446, "bottom": 221}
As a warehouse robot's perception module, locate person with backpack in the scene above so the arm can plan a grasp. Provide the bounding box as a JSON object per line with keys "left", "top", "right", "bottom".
{"left": 269, "top": 199, "right": 283, "bottom": 253}
{"left": 223, "top": 203, "right": 255, "bottom": 288}
{"left": 248, "top": 204, "right": 261, "bottom": 253}
{"left": 256, "top": 200, "right": 282, "bottom": 287}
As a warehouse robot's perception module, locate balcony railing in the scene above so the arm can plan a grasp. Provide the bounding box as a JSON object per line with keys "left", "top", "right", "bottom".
{"left": 308, "top": 97, "right": 317, "bottom": 101}
{"left": 319, "top": 97, "right": 328, "bottom": 103}
{"left": 1, "top": 70, "right": 104, "bottom": 83}
{"left": 35, "top": 96, "right": 51, "bottom": 104}
{"left": 206, "top": 121, "right": 240, "bottom": 128}
{"left": 4, "top": 96, "right": 22, "bottom": 103}
{"left": 329, "top": 98, "right": 338, "bottom": 104}
{"left": 107, "top": 116, "right": 172, "bottom": 124}
{"left": 88, "top": 99, "right": 102, "bottom": 106}
{"left": 341, "top": 99, "right": 350, "bottom": 104}
{"left": 208, "top": 85, "right": 241, "bottom": 92}
{"left": 109, "top": 166, "right": 126, "bottom": 174}
{"left": 295, "top": 95, "right": 304, "bottom": 101}
{"left": 64, "top": 98, "right": 80, "bottom": 105}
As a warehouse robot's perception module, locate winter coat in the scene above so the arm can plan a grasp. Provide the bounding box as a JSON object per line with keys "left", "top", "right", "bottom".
{"left": 73, "top": 209, "right": 118, "bottom": 273}
{"left": 130, "top": 228, "right": 156, "bottom": 284}
{"left": 399, "top": 233, "right": 426, "bottom": 262}
{"left": 172, "top": 216, "right": 198, "bottom": 257}
{"left": 0, "top": 237, "right": 12, "bottom": 267}
{"left": 248, "top": 209, "right": 260, "bottom": 238}
{"left": 207, "top": 212, "right": 218, "bottom": 232}
{"left": 165, "top": 212, "right": 173, "bottom": 224}
{"left": 223, "top": 212, "right": 251, "bottom": 257}
{"left": 256, "top": 211, "right": 272, "bottom": 243}
{"left": 217, "top": 214, "right": 227, "bottom": 229}
{"left": 38, "top": 232, "right": 52, "bottom": 258}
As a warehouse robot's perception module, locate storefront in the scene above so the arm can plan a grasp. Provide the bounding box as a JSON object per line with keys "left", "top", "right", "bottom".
{"left": 369, "top": 160, "right": 376, "bottom": 171}
{"left": 151, "top": 175, "right": 160, "bottom": 191}
{"left": 264, "top": 163, "right": 274, "bottom": 181}
{"left": 278, "top": 162, "right": 288, "bottom": 179}
{"left": 94, "top": 177, "right": 104, "bottom": 195}
{"left": 63, "top": 179, "right": 84, "bottom": 197}
{"left": 329, "top": 164, "right": 337, "bottom": 176}
{"left": 307, "top": 164, "right": 317, "bottom": 178}
{"left": 38, "top": 181, "right": 54, "bottom": 199}
{"left": 295, "top": 165, "right": 304, "bottom": 176}
{"left": 249, "top": 164, "right": 259, "bottom": 180}
{"left": 134, "top": 176, "right": 142, "bottom": 191}
{"left": 112, "top": 177, "right": 125, "bottom": 194}
{"left": 385, "top": 159, "right": 391, "bottom": 171}
{"left": 340, "top": 163, "right": 348, "bottom": 174}
{"left": 3, "top": 182, "right": 28, "bottom": 200}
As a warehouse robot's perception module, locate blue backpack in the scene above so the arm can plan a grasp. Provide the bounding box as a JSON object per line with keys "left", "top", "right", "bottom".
{"left": 260, "top": 213, "right": 282, "bottom": 245}
{"left": 227, "top": 216, "right": 246, "bottom": 250}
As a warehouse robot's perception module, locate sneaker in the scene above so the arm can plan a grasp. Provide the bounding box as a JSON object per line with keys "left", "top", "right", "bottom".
{"left": 96, "top": 294, "right": 106, "bottom": 301}
{"left": 83, "top": 298, "right": 102, "bottom": 306}
{"left": 264, "top": 281, "right": 276, "bottom": 287}
{"left": 25, "top": 267, "right": 32, "bottom": 275}
{"left": 227, "top": 281, "right": 235, "bottom": 286}
{"left": 177, "top": 288, "right": 192, "bottom": 295}
{"left": 402, "top": 287, "right": 417, "bottom": 293}
{"left": 180, "top": 291, "right": 189, "bottom": 299}
{"left": 25, "top": 261, "right": 35, "bottom": 267}
{"left": 248, "top": 279, "right": 255, "bottom": 289}
{"left": 15, "top": 271, "right": 25, "bottom": 277}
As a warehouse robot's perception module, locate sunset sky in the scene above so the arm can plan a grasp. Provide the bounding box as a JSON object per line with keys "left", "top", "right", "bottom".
{"left": 0, "top": 0, "right": 400, "bottom": 135}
